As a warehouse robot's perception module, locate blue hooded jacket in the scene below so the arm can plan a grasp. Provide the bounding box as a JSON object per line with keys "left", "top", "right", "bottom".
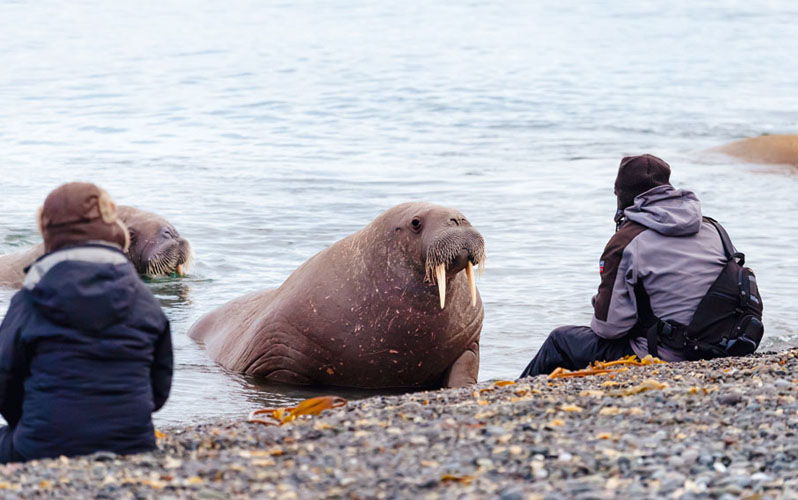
{"left": 0, "top": 244, "right": 172, "bottom": 460}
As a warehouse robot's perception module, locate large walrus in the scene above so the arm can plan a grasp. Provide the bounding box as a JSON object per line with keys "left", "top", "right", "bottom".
{"left": 711, "top": 134, "right": 798, "bottom": 166}
{"left": 189, "top": 202, "right": 486, "bottom": 389}
{"left": 0, "top": 206, "right": 192, "bottom": 288}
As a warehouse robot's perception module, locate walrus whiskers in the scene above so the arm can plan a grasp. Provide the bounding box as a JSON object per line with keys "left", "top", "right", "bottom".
{"left": 146, "top": 253, "right": 179, "bottom": 277}
{"left": 424, "top": 229, "right": 485, "bottom": 309}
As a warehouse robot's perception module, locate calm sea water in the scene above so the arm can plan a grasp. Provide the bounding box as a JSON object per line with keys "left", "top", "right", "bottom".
{"left": 1, "top": 1, "right": 797, "bottom": 425}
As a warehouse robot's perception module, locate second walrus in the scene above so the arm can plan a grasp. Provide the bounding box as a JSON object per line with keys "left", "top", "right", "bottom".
{"left": 0, "top": 206, "right": 192, "bottom": 288}
{"left": 710, "top": 134, "right": 798, "bottom": 167}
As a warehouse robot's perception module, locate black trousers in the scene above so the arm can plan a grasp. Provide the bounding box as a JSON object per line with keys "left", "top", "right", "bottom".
{"left": 520, "top": 325, "right": 635, "bottom": 378}
{"left": 0, "top": 426, "right": 23, "bottom": 464}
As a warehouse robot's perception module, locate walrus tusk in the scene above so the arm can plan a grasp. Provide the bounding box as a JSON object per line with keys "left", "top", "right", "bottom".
{"left": 176, "top": 264, "right": 184, "bottom": 277}
{"left": 466, "top": 261, "right": 477, "bottom": 307}
{"left": 436, "top": 263, "right": 446, "bottom": 309}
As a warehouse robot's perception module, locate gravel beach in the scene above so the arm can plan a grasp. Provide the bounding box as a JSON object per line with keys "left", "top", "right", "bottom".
{"left": 2, "top": 350, "right": 797, "bottom": 500}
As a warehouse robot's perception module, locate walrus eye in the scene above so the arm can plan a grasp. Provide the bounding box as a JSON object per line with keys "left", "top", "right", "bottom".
{"left": 411, "top": 218, "right": 422, "bottom": 232}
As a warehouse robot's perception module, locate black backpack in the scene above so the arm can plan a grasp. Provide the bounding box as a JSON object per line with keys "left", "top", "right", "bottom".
{"left": 635, "top": 217, "right": 764, "bottom": 360}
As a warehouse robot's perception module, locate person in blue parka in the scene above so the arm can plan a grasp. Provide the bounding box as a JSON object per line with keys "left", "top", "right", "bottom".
{"left": 0, "top": 182, "right": 172, "bottom": 463}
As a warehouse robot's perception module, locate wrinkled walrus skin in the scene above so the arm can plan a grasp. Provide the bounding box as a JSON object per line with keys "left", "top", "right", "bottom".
{"left": 0, "top": 206, "right": 192, "bottom": 288}
{"left": 189, "top": 202, "right": 486, "bottom": 389}
{"left": 711, "top": 134, "right": 798, "bottom": 167}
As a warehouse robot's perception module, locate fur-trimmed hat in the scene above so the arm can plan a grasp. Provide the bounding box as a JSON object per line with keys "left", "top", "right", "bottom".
{"left": 614, "top": 154, "right": 672, "bottom": 210}
{"left": 39, "top": 182, "right": 129, "bottom": 253}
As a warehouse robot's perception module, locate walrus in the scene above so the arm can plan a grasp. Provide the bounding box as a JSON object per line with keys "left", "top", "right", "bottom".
{"left": 710, "top": 134, "right": 798, "bottom": 167}
{"left": 0, "top": 206, "right": 192, "bottom": 288}
{"left": 188, "top": 202, "right": 486, "bottom": 389}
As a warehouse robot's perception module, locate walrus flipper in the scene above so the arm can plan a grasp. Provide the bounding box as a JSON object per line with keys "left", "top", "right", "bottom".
{"left": 441, "top": 340, "right": 480, "bottom": 388}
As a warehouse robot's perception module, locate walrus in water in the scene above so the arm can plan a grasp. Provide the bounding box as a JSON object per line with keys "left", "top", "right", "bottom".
{"left": 710, "top": 134, "right": 798, "bottom": 167}
{"left": 189, "top": 202, "right": 486, "bottom": 389}
{"left": 0, "top": 206, "right": 192, "bottom": 288}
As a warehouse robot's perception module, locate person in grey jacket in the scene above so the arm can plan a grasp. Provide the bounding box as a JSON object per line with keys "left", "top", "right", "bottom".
{"left": 520, "top": 154, "right": 728, "bottom": 377}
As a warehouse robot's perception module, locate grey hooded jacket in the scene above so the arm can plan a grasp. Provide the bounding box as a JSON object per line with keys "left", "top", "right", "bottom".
{"left": 589, "top": 184, "right": 728, "bottom": 361}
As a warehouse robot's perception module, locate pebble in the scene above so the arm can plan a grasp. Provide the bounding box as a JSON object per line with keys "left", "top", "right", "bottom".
{"left": 681, "top": 449, "right": 699, "bottom": 464}
{"left": 197, "top": 489, "right": 227, "bottom": 500}
{"left": 498, "top": 486, "right": 525, "bottom": 500}
{"left": 409, "top": 436, "right": 428, "bottom": 446}
{"left": 717, "top": 392, "right": 743, "bottom": 405}
{"left": 92, "top": 451, "right": 117, "bottom": 462}
{"left": 667, "top": 455, "right": 685, "bottom": 468}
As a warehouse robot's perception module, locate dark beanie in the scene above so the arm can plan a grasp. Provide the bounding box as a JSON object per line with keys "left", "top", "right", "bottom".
{"left": 614, "top": 154, "right": 672, "bottom": 210}
{"left": 39, "top": 182, "right": 129, "bottom": 253}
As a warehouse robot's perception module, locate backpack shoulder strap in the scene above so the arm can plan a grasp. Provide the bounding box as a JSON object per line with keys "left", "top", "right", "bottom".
{"left": 703, "top": 217, "right": 745, "bottom": 266}
{"left": 633, "top": 282, "right": 659, "bottom": 358}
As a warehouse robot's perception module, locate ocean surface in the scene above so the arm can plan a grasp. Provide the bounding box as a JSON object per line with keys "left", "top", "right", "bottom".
{"left": 1, "top": 0, "right": 796, "bottom": 425}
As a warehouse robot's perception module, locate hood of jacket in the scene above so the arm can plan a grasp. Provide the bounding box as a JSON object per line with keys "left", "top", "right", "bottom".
{"left": 622, "top": 184, "right": 703, "bottom": 237}
{"left": 23, "top": 244, "right": 139, "bottom": 331}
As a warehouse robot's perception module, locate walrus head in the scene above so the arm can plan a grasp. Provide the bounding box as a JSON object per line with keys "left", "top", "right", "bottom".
{"left": 391, "top": 203, "right": 486, "bottom": 310}
{"left": 117, "top": 206, "right": 193, "bottom": 277}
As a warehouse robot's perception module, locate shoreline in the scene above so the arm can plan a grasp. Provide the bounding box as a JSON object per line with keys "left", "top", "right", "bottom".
{"left": 2, "top": 350, "right": 797, "bottom": 499}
